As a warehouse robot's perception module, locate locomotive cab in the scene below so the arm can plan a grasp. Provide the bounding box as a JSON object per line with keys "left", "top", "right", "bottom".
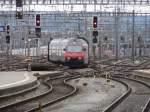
{"left": 64, "top": 45, "right": 86, "bottom": 65}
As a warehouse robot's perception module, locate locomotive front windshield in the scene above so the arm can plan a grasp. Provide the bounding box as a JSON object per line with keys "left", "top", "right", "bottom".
{"left": 67, "top": 46, "right": 82, "bottom": 52}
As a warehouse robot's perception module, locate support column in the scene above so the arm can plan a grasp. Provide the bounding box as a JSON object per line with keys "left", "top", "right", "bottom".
{"left": 37, "top": 38, "right": 41, "bottom": 56}
{"left": 115, "top": 8, "right": 119, "bottom": 60}
{"left": 132, "top": 10, "right": 135, "bottom": 63}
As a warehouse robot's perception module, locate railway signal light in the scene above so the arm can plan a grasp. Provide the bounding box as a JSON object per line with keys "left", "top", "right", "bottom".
{"left": 6, "top": 25, "right": 10, "bottom": 34}
{"left": 93, "top": 37, "right": 97, "bottom": 43}
{"left": 35, "top": 27, "right": 41, "bottom": 38}
{"left": 93, "top": 31, "right": 98, "bottom": 37}
{"left": 93, "top": 16, "right": 98, "bottom": 28}
{"left": 92, "top": 16, "right": 98, "bottom": 39}
{"left": 36, "top": 14, "right": 40, "bottom": 27}
{"left": 16, "top": 0, "right": 23, "bottom": 7}
{"left": 16, "top": 11, "right": 23, "bottom": 19}
{"left": 6, "top": 35, "right": 10, "bottom": 44}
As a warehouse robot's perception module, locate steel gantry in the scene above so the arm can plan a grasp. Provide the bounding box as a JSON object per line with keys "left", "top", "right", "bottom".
{"left": 0, "top": 0, "right": 150, "bottom": 5}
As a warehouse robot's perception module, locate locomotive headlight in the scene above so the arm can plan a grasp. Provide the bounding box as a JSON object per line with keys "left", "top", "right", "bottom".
{"left": 67, "top": 57, "right": 71, "bottom": 60}
{"left": 78, "top": 57, "right": 82, "bottom": 60}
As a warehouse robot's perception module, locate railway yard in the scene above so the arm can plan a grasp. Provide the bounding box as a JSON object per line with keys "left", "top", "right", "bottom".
{"left": 0, "top": 56, "right": 150, "bottom": 112}
{"left": 1, "top": 0, "right": 150, "bottom": 112}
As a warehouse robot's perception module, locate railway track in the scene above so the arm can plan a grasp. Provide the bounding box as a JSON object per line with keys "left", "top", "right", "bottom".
{"left": 106, "top": 58, "right": 150, "bottom": 77}
{"left": 91, "top": 59, "right": 150, "bottom": 112}
{"left": 0, "top": 80, "right": 52, "bottom": 112}
{"left": 0, "top": 56, "right": 26, "bottom": 71}
{"left": 70, "top": 58, "right": 150, "bottom": 112}
{"left": 0, "top": 55, "right": 64, "bottom": 71}
{"left": 0, "top": 68, "right": 97, "bottom": 112}
{"left": 24, "top": 69, "right": 96, "bottom": 112}
{"left": 137, "top": 59, "right": 150, "bottom": 69}
{"left": 108, "top": 76, "right": 150, "bottom": 112}
{"left": 136, "top": 77, "right": 150, "bottom": 112}
{"left": 90, "top": 58, "right": 138, "bottom": 73}
{"left": 1, "top": 57, "right": 150, "bottom": 112}
{"left": 102, "top": 76, "right": 131, "bottom": 112}
{"left": 0, "top": 71, "right": 80, "bottom": 112}
{"left": 131, "top": 74, "right": 150, "bottom": 112}
{"left": 25, "top": 75, "right": 79, "bottom": 112}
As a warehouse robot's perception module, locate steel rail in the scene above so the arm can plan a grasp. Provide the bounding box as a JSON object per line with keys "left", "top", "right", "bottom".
{"left": 102, "top": 77, "right": 131, "bottom": 112}
{"left": 112, "top": 75, "right": 150, "bottom": 112}
{"left": 0, "top": 81, "right": 53, "bottom": 111}
{"left": 134, "top": 68, "right": 150, "bottom": 112}
{"left": 25, "top": 69, "right": 96, "bottom": 112}
{"left": 142, "top": 98, "right": 150, "bottom": 112}
{"left": 25, "top": 75, "right": 80, "bottom": 112}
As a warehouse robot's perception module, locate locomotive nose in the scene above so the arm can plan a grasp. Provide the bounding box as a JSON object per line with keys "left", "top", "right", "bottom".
{"left": 65, "top": 52, "right": 84, "bottom": 61}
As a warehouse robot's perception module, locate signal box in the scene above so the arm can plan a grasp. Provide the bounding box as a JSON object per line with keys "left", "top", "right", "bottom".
{"left": 6, "top": 35, "right": 10, "bottom": 44}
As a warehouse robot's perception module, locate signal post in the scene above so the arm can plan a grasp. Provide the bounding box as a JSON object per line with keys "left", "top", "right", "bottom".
{"left": 35, "top": 14, "right": 41, "bottom": 56}
{"left": 16, "top": 0, "right": 23, "bottom": 19}
{"left": 92, "top": 16, "right": 98, "bottom": 61}
{"left": 6, "top": 25, "right": 11, "bottom": 70}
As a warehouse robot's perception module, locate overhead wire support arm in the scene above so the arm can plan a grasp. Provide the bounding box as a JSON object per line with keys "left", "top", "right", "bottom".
{"left": 1, "top": 0, "right": 150, "bottom": 5}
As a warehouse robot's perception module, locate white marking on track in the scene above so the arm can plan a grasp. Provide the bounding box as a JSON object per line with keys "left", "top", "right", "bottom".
{"left": 0, "top": 73, "right": 30, "bottom": 88}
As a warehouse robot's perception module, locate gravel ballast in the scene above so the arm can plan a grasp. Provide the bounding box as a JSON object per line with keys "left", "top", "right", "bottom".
{"left": 43, "top": 77, "right": 127, "bottom": 112}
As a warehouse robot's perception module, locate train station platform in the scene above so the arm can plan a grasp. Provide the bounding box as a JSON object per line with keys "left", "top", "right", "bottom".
{"left": 0, "top": 71, "right": 62, "bottom": 98}
{"left": 0, "top": 72, "right": 38, "bottom": 98}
